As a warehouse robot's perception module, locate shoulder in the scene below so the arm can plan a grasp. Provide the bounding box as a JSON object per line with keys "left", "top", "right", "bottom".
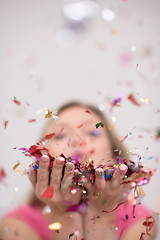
{"left": 115, "top": 202, "right": 158, "bottom": 240}
{"left": 0, "top": 205, "right": 52, "bottom": 240}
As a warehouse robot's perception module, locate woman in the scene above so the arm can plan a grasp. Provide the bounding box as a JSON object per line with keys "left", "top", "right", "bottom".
{"left": 0, "top": 101, "right": 157, "bottom": 240}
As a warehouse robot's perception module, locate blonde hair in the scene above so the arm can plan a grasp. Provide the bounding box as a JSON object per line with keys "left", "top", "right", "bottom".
{"left": 28, "top": 101, "right": 128, "bottom": 206}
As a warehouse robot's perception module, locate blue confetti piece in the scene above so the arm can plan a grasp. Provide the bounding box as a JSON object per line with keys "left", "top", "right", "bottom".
{"left": 33, "top": 163, "right": 39, "bottom": 170}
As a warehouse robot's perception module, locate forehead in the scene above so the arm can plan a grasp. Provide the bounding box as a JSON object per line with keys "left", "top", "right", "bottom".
{"left": 58, "top": 106, "right": 101, "bottom": 125}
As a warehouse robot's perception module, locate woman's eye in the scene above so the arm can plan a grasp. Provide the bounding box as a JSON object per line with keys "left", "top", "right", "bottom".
{"left": 54, "top": 134, "right": 66, "bottom": 140}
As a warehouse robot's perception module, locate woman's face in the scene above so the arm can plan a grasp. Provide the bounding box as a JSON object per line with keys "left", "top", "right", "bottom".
{"left": 46, "top": 106, "right": 113, "bottom": 167}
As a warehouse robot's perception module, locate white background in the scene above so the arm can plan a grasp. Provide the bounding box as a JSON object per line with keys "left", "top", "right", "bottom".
{"left": 0, "top": 0, "right": 160, "bottom": 238}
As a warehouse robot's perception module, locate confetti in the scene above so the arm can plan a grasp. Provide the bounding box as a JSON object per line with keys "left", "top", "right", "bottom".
{"left": 137, "top": 186, "right": 145, "bottom": 196}
{"left": 69, "top": 233, "right": 74, "bottom": 239}
{"left": 41, "top": 186, "right": 54, "bottom": 199}
{"left": 85, "top": 109, "right": 91, "bottom": 114}
{"left": 71, "top": 189, "right": 77, "bottom": 195}
{"left": 16, "top": 169, "right": 24, "bottom": 174}
{"left": 80, "top": 141, "right": 86, "bottom": 146}
{"left": 108, "top": 125, "right": 114, "bottom": 131}
{"left": 140, "top": 98, "right": 150, "bottom": 104}
{"left": 13, "top": 161, "right": 20, "bottom": 170}
{"left": 44, "top": 108, "right": 59, "bottom": 122}
{"left": 48, "top": 222, "right": 62, "bottom": 230}
{"left": 95, "top": 122, "right": 104, "bottom": 128}
{"left": 110, "top": 96, "right": 122, "bottom": 111}
{"left": 4, "top": 120, "right": 8, "bottom": 129}
{"left": 12, "top": 98, "right": 21, "bottom": 106}
{"left": 28, "top": 119, "right": 36, "bottom": 123}
{"left": 0, "top": 168, "right": 7, "bottom": 182}
{"left": 141, "top": 216, "right": 155, "bottom": 238}
{"left": 77, "top": 124, "right": 84, "bottom": 128}
{"left": 138, "top": 135, "right": 143, "bottom": 138}
{"left": 40, "top": 133, "right": 55, "bottom": 143}
{"left": 127, "top": 93, "right": 140, "bottom": 106}
{"left": 112, "top": 116, "right": 117, "bottom": 122}
{"left": 45, "top": 109, "right": 53, "bottom": 118}
{"left": 119, "top": 134, "right": 128, "bottom": 142}
{"left": 102, "top": 201, "right": 127, "bottom": 213}
{"left": 59, "top": 127, "right": 64, "bottom": 135}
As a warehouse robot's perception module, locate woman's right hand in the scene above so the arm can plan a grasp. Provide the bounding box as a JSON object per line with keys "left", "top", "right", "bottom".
{"left": 29, "top": 155, "right": 82, "bottom": 213}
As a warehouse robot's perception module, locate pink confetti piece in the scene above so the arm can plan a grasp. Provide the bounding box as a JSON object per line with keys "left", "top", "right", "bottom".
{"left": 4, "top": 120, "right": 8, "bottom": 129}
{"left": 77, "top": 124, "right": 84, "bottom": 128}
{"left": 119, "top": 134, "right": 128, "bottom": 142}
{"left": 28, "top": 119, "right": 36, "bottom": 123}
{"left": 80, "top": 141, "right": 86, "bottom": 146}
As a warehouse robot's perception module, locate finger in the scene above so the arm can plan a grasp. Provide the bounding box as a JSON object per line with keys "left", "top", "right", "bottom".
{"left": 61, "top": 162, "right": 75, "bottom": 191}
{"left": 28, "top": 165, "right": 37, "bottom": 189}
{"left": 36, "top": 155, "right": 50, "bottom": 196}
{"left": 50, "top": 156, "right": 65, "bottom": 193}
{"left": 83, "top": 178, "right": 94, "bottom": 196}
{"left": 111, "top": 164, "right": 128, "bottom": 188}
{"left": 122, "top": 182, "right": 136, "bottom": 191}
{"left": 94, "top": 168, "right": 105, "bottom": 191}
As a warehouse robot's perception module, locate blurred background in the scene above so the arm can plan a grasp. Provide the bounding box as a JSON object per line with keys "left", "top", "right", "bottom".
{"left": 0, "top": 0, "right": 160, "bottom": 238}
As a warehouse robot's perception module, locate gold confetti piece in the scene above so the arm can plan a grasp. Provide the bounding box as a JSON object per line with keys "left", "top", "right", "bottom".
{"left": 44, "top": 108, "right": 59, "bottom": 122}
{"left": 13, "top": 161, "right": 20, "bottom": 170}
{"left": 48, "top": 222, "right": 62, "bottom": 230}
{"left": 137, "top": 186, "right": 145, "bottom": 196}
{"left": 45, "top": 109, "right": 53, "bottom": 118}
{"left": 112, "top": 116, "right": 117, "bottom": 122}
{"left": 88, "top": 158, "right": 92, "bottom": 165}
{"left": 108, "top": 125, "right": 114, "bottom": 131}
{"left": 16, "top": 169, "right": 23, "bottom": 174}
{"left": 140, "top": 98, "right": 150, "bottom": 104}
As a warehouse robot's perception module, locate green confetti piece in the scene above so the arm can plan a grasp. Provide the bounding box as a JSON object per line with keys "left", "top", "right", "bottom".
{"left": 104, "top": 200, "right": 107, "bottom": 204}
{"left": 68, "top": 157, "right": 73, "bottom": 162}
{"left": 95, "top": 122, "right": 104, "bottom": 128}
{"left": 69, "top": 233, "right": 74, "bottom": 238}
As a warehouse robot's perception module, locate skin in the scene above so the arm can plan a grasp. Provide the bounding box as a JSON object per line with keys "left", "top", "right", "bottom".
{"left": 0, "top": 106, "right": 157, "bottom": 240}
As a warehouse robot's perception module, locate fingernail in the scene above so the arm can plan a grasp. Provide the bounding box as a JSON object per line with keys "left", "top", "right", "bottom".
{"left": 66, "top": 162, "right": 73, "bottom": 171}
{"left": 95, "top": 168, "right": 104, "bottom": 176}
{"left": 120, "top": 164, "right": 128, "bottom": 174}
{"left": 56, "top": 156, "right": 65, "bottom": 165}
{"left": 41, "top": 155, "right": 49, "bottom": 163}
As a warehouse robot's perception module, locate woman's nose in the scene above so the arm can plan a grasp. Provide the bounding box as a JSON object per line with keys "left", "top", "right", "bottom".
{"left": 70, "top": 136, "right": 82, "bottom": 147}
